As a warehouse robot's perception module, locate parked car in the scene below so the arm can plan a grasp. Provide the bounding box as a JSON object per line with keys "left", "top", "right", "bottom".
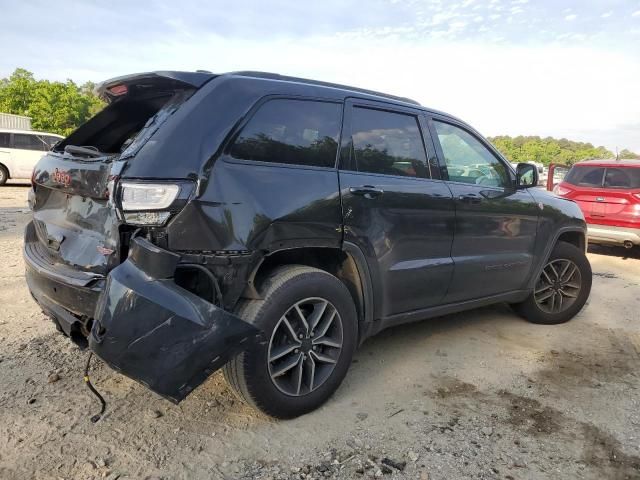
{"left": 0, "top": 129, "right": 63, "bottom": 185}
{"left": 554, "top": 159, "right": 640, "bottom": 248}
{"left": 24, "top": 71, "right": 592, "bottom": 418}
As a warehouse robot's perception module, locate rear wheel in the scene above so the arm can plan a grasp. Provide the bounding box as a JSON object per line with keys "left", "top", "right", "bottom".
{"left": 223, "top": 265, "right": 357, "bottom": 418}
{"left": 0, "top": 165, "right": 8, "bottom": 186}
{"left": 514, "top": 242, "right": 592, "bottom": 324}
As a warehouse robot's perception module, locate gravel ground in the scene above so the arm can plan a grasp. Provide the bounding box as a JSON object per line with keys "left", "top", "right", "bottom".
{"left": 0, "top": 182, "right": 639, "bottom": 480}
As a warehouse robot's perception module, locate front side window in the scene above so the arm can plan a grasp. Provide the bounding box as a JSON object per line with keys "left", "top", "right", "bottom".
{"left": 0, "top": 133, "right": 10, "bottom": 148}
{"left": 12, "top": 133, "right": 46, "bottom": 151}
{"left": 564, "top": 166, "right": 605, "bottom": 187}
{"left": 349, "top": 107, "right": 428, "bottom": 178}
{"left": 433, "top": 121, "right": 509, "bottom": 188}
{"left": 230, "top": 99, "right": 342, "bottom": 168}
{"left": 604, "top": 167, "right": 640, "bottom": 189}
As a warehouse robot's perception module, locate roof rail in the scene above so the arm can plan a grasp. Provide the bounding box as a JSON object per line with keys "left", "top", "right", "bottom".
{"left": 229, "top": 71, "right": 421, "bottom": 106}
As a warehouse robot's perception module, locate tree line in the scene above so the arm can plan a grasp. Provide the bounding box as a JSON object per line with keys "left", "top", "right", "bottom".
{"left": 488, "top": 135, "right": 638, "bottom": 165}
{"left": 0, "top": 68, "right": 104, "bottom": 136}
{"left": 1, "top": 68, "right": 638, "bottom": 163}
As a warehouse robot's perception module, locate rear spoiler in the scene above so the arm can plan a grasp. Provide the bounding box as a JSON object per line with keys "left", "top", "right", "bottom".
{"left": 96, "top": 71, "right": 217, "bottom": 102}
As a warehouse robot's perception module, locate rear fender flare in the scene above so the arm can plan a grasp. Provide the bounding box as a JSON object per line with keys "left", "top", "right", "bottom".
{"left": 243, "top": 242, "right": 375, "bottom": 343}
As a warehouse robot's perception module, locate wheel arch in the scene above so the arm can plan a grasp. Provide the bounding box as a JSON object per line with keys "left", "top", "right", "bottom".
{"left": 527, "top": 226, "right": 587, "bottom": 290}
{"left": 243, "top": 244, "right": 374, "bottom": 343}
{"left": 0, "top": 161, "right": 10, "bottom": 178}
{"left": 556, "top": 230, "right": 586, "bottom": 252}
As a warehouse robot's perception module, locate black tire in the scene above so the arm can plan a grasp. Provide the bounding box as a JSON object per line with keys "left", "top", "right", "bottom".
{"left": 223, "top": 265, "right": 357, "bottom": 419}
{"left": 514, "top": 241, "right": 592, "bottom": 325}
{"left": 0, "top": 165, "right": 8, "bottom": 186}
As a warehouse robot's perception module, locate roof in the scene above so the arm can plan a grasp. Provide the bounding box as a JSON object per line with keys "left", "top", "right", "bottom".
{"left": 0, "top": 128, "right": 64, "bottom": 137}
{"left": 574, "top": 158, "right": 640, "bottom": 167}
{"left": 97, "top": 70, "right": 422, "bottom": 107}
{"left": 229, "top": 71, "right": 421, "bottom": 106}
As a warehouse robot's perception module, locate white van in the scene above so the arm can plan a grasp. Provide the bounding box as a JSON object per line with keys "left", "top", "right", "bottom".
{"left": 0, "top": 129, "right": 64, "bottom": 185}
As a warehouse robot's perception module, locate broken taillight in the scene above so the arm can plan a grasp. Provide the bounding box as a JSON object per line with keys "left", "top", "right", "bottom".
{"left": 108, "top": 84, "right": 128, "bottom": 96}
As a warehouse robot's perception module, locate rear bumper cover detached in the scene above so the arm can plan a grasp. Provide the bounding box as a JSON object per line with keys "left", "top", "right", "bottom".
{"left": 24, "top": 226, "right": 262, "bottom": 403}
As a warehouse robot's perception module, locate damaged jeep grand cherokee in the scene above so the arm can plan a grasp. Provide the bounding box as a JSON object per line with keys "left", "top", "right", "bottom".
{"left": 24, "top": 71, "right": 592, "bottom": 418}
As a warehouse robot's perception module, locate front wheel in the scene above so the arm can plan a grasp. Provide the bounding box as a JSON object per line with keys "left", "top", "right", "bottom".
{"left": 223, "top": 265, "right": 357, "bottom": 418}
{"left": 514, "top": 241, "right": 592, "bottom": 325}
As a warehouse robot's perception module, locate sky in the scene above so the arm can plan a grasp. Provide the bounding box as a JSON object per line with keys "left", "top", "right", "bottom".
{"left": 1, "top": 0, "right": 639, "bottom": 152}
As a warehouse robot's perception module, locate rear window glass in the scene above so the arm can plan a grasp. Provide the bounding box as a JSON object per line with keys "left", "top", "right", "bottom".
{"left": 0, "top": 133, "right": 10, "bottom": 148}
{"left": 604, "top": 167, "right": 640, "bottom": 189}
{"left": 230, "top": 99, "right": 342, "bottom": 168}
{"left": 564, "top": 166, "right": 605, "bottom": 187}
{"left": 56, "top": 93, "right": 184, "bottom": 155}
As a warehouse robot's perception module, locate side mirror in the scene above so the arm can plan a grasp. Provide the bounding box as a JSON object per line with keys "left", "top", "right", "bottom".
{"left": 516, "top": 163, "right": 538, "bottom": 188}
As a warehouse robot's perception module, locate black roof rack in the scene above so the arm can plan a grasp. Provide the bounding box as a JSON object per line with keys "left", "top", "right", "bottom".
{"left": 229, "top": 71, "right": 421, "bottom": 106}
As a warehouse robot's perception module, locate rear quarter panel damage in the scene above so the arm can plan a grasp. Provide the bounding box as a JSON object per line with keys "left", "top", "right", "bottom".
{"left": 89, "top": 237, "right": 263, "bottom": 402}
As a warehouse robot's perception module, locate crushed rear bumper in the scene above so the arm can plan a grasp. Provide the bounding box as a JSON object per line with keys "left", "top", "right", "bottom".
{"left": 24, "top": 228, "right": 262, "bottom": 403}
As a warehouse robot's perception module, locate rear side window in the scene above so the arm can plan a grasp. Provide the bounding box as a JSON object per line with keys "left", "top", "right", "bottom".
{"left": 349, "top": 107, "right": 428, "bottom": 178}
{"left": 0, "top": 133, "right": 10, "bottom": 148}
{"left": 564, "top": 166, "right": 605, "bottom": 187}
{"left": 230, "top": 99, "right": 342, "bottom": 168}
{"left": 604, "top": 167, "right": 640, "bottom": 189}
{"left": 13, "top": 133, "right": 47, "bottom": 151}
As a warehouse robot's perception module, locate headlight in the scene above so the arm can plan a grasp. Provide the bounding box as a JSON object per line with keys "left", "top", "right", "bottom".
{"left": 120, "top": 182, "right": 180, "bottom": 211}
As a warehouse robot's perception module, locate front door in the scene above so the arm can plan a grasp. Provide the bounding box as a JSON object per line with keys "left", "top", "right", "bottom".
{"left": 339, "top": 100, "right": 455, "bottom": 318}
{"left": 429, "top": 118, "right": 539, "bottom": 303}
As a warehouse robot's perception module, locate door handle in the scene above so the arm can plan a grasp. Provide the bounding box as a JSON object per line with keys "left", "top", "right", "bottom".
{"left": 458, "top": 194, "right": 482, "bottom": 205}
{"left": 349, "top": 186, "right": 384, "bottom": 198}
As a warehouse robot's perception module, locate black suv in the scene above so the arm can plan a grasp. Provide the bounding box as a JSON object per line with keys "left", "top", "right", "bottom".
{"left": 24, "top": 71, "right": 592, "bottom": 418}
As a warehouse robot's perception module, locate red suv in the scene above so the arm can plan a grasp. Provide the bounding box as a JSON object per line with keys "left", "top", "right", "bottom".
{"left": 554, "top": 159, "right": 640, "bottom": 248}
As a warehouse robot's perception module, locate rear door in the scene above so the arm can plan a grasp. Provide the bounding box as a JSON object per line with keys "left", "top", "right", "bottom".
{"left": 339, "top": 99, "right": 455, "bottom": 317}
{"left": 428, "top": 117, "right": 539, "bottom": 303}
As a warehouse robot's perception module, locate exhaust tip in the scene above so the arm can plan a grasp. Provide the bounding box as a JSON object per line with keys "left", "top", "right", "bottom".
{"left": 623, "top": 240, "right": 634, "bottom": 249}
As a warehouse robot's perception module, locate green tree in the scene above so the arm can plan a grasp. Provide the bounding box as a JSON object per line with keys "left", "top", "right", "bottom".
{"left": 618, "top": 149, "right": 639, "bottom": 159}
{"left": 0, "top": 68, "right": 105, "bottom": 135}
{"left": 0, "top": 68, "right": 37, "bottom": 115}
{"left": 488, "top": 135, "right": 614, "bottom": 166}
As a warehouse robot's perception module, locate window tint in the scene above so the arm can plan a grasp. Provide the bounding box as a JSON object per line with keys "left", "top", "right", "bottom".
{"left": 433, "top": 121, "right": 509, "bottom": 187}
{"left": 230, "top": 99, "right": 342, "bottom": 168}
{"left": 0, "top": 133, "right": 10, "bottom": 148}
{"left": 604, "top": 167, "right": 640, "bottom": 189}
{"left": 564, "top": 166, "right": 605, "bottom": 187}
{"left": 12, "top": 133, "right": 46, "bottom": 151}
{"left": 349, "top": 107, "right": 428, "bottom": 178}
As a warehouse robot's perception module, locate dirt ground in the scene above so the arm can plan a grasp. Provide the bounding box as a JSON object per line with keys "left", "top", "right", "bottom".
{"left": 1, "top": 182, "right": 639, "bottom": 480}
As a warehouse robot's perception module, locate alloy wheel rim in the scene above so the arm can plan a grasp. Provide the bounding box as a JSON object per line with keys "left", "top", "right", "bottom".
{"left": 267, "top": 297, "right": 343, "bottom": 396}
{"left": 534, "top": 258, "right": 582, "bottom": 314}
